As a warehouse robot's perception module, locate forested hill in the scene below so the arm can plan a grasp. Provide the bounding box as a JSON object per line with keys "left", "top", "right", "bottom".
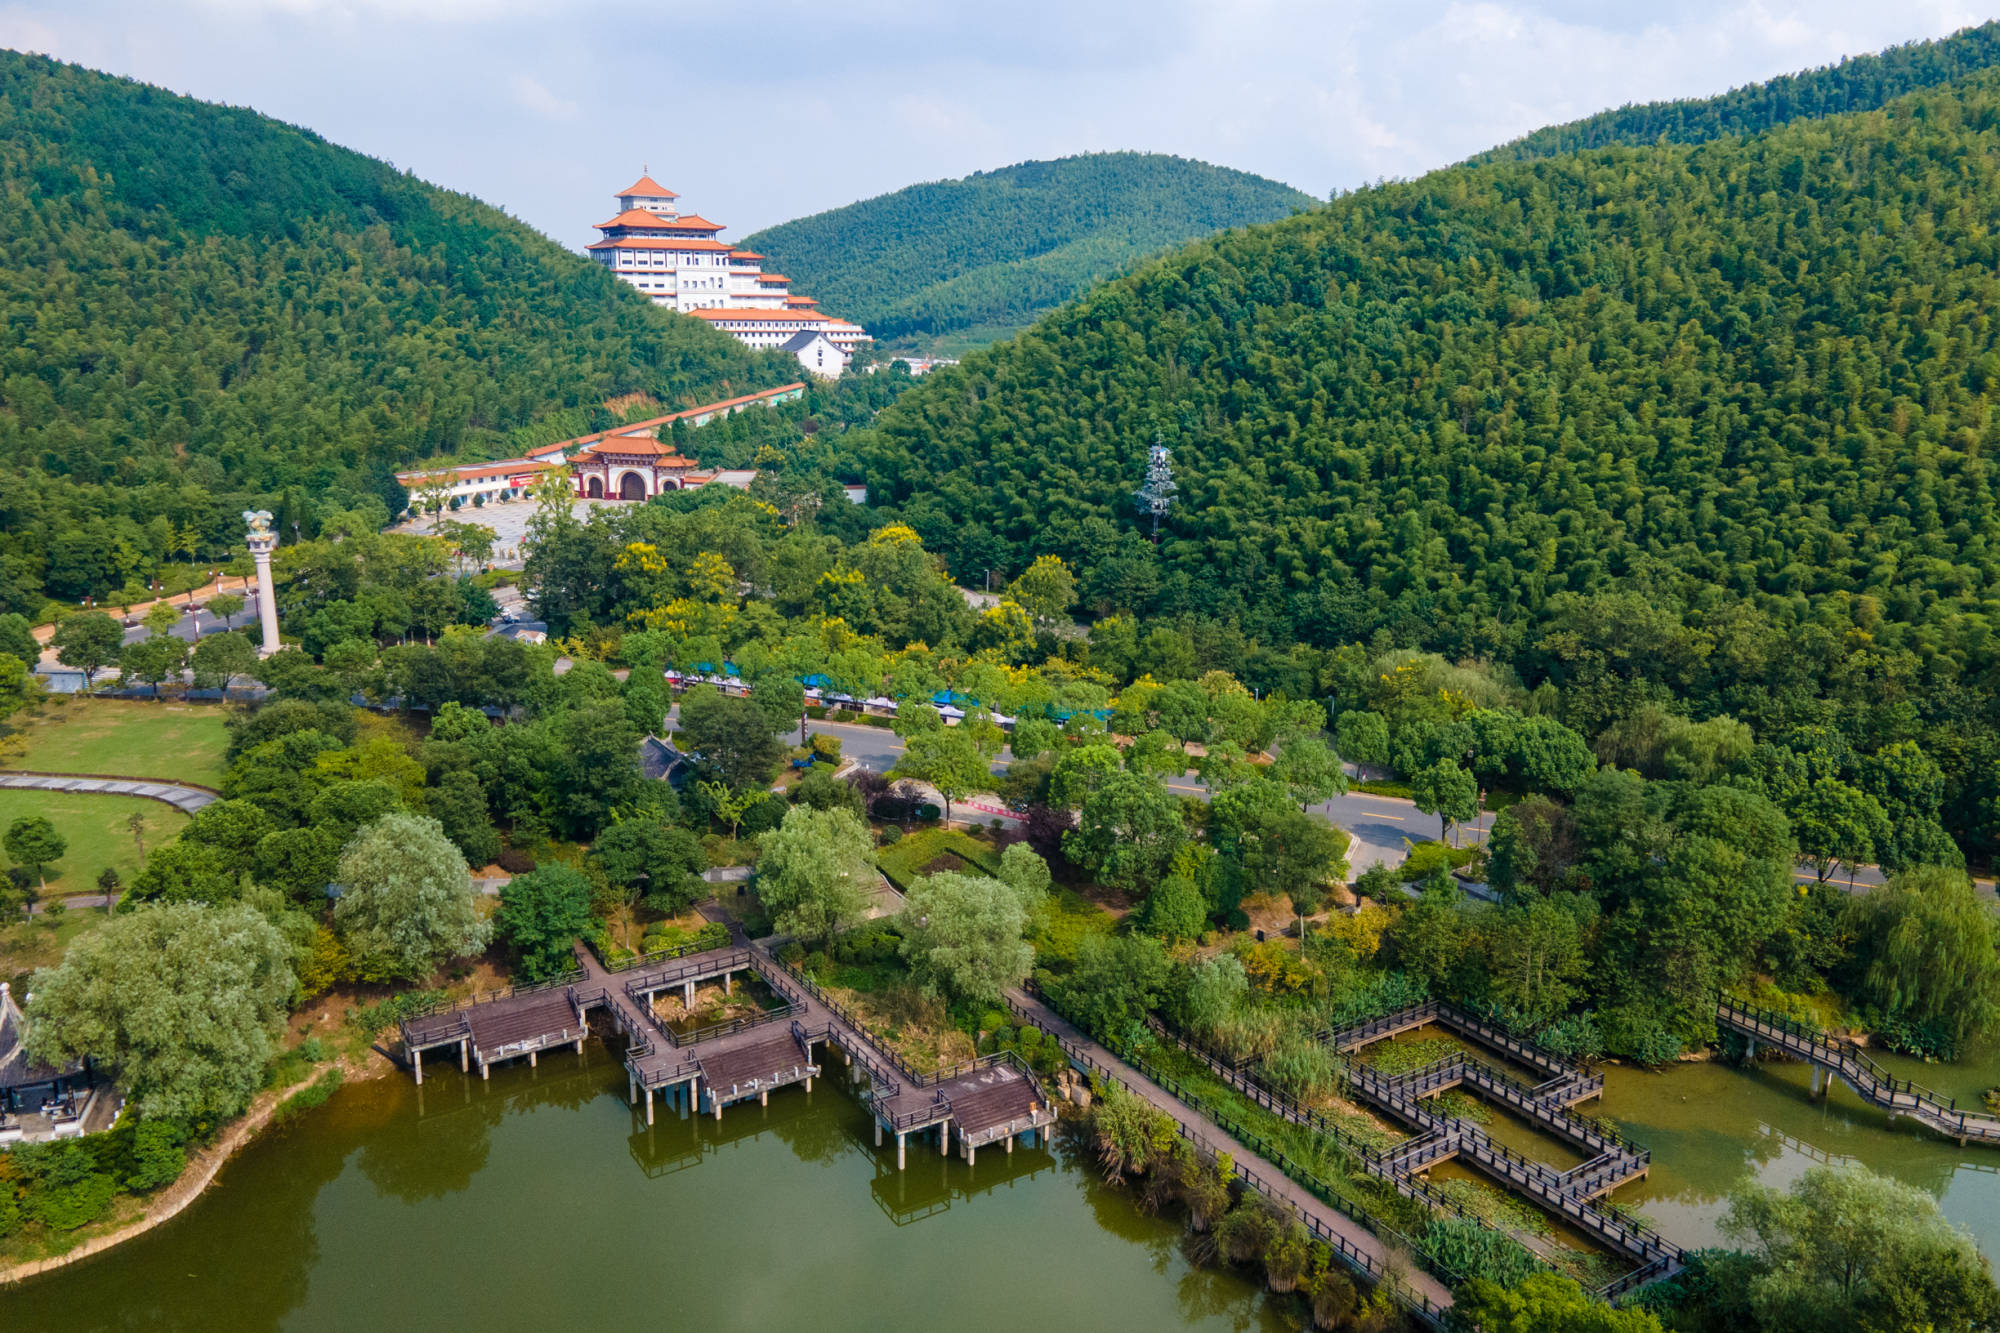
{"left": 1471, "top": 20, "right": 2000, "bottom": 164}
{"left": 740, "top": 153, "right": 1316, "bottom": 350}
{"left": 0, "top": 51, "right": 798, "bottom": 607}
{"left": 852, "top": 72, "right": 2000, "bottom": 841}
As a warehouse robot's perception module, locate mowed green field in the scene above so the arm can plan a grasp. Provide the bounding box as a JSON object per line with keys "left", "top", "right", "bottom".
{"left": 3, "top": 699, "right": 230, "bottom": 787}
{"left": 0, "top": 789, "right": 187, "bottom": 897}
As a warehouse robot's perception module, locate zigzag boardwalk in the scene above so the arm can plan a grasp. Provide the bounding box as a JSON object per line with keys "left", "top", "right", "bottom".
{"left": 1152, "top": 1008, "right": 1680, "bottom": 1296}
{"left": 1004, "top": 987, "right": 1456, "bottom": 1324}
{"left": 1716, "top": 997, "right": 2000, "bottom": 1147}
{"left": 399, "top": 920, "right": 1057, "bottom": 1170}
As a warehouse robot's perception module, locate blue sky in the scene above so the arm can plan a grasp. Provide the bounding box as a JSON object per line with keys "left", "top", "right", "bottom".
{"left": 2, "top": 1, "right": 1985, "bottom": 248}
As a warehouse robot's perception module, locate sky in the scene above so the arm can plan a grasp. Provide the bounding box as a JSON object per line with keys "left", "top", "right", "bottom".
{"left": 1, "top": 1, "right": 1989, "bottom": 249}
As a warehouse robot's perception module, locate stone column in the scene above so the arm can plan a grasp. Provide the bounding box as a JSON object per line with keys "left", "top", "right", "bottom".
{"left": 243, "top": 511, "right": 281, "bottom": 657}
{"left": 412, "top": 1046, "right": 423, "bottom": 1085}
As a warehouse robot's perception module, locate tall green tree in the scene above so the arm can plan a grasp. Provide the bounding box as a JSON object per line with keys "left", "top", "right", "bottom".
{"left": 1723, "top": 1163, "right": 2000, "bottom": 1333}
{"left": 3, "top": 816, "right": 66, "bottom": 892}
{"left": 496, "top": 864, "right": 595, "bottom": 981}
{"left": 898, "top": 870, "right": 1036, "bottom": 1005}
{"left": 332, "top": 813, "right": 490, "bottom": 982}
{"left": 755, "top": 806, "right": 875, "bottom": 946}
{"left": 1843, "top": 867, "right": 2000, "bottom": 1057}
{"left": 24, "top": 902, "right": 295, "bottom": 1120}
{"left": 52, "top": 612, "right": 123, "bottom": 688}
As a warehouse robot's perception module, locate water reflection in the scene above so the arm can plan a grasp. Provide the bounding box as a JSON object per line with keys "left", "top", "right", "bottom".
{"left": 1599, "top": 1055, "right": 2000, "bottom": 1253}
{"left": 2, "top": 1047, "right": 1286, "bottom": 1333}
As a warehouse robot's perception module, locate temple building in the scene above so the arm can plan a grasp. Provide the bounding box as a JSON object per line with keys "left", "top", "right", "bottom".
{"left": 589, "top": 174, "right": 869, "bottom": 377}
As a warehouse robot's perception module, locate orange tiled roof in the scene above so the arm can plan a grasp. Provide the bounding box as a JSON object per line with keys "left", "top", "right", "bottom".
{"left": 589, "top": 236, "right": 734, "bottom": 252}
{"left": 686, "top": 308, "right": 827, "bottom": 322}
{"left": 729, "top": 250, "right": 765, "bottom": 260}
{"left": 617, "top": 175, "right": 678, "bottom": 199}
{"left": 664, "top": 215, "right": 725, "bottom": 232}
{"left": 757, "top": 273, "right": 789, "bottom": 283}
{"left": 577, "top": 437, "right": 674, "bottom": 458}
{"left": 549, "top": 383, "right": 810, "bottom": 454}
{"left": 784, "top": 295, "right": 818, "bottom": 305}
{"left": 596, "top": 208, "right": 684, "bottom": 230}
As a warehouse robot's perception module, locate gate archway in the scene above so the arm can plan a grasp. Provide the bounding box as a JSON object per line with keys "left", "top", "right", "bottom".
{"left": 618, "top": 472, "right": 647, "bottom": 501}
{"left": 584, "top": 475, "right": 604, "bottom": 498}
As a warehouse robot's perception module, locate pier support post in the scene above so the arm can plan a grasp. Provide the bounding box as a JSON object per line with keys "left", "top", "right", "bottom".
{"left": 645, "top": 1086, "right": 654, "bottom": 1125}
{"left": 760, "top": 1089, "right": 769, "bottom": 1107}
{"left": 1006, "top": 1134, "right": 1014, "bottom": 1155}
{"left": 412, "top": 1047, "right": 423, "bottom": 1085}
{"left": 575, "top": 1036, "right": 585, "bottom": 1056}
{"left": 685, "top": 981, "right": 695, "bottom": 1008}
{"left": 968, "top": 1141, "right": 976, "bottom": 1167}
{"left": 876, "top": 1121, "right": 884, "bottom": 1147}
{"left": 897, "top": 1132, "right": 907, "bottom": 1170}
{"left": 528, "top": 1049, "right": 537, "bottom": 1069}
{"left": 628, "top": 1075, "right": 637, "bottom": 1105}
{"left": 805, "top": 1076, "right": 813, "bottom": 1093}
{"left": 480, "top": 1059, "right": 489, "bottom": 1081}
{"left": 460, "top": 1038, "right": 469, "bottom": 1073}
{"left": 940, "top": 1123, "right": 949, "bottom": 1156}
{"left": 725, "top": 972, "right": 733, "bottom": 996}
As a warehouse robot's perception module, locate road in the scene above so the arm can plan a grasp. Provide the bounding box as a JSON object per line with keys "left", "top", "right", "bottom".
{"left": 794, "top": 717, "right": 1483, "bottom": 872}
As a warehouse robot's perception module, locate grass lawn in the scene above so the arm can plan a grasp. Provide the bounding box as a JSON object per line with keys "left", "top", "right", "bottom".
{"left": 0, "top": 789, "right": 187, "bottom": 898}
{"left": 3, "top": 698, "right": 231, "bottom": 786}
{"left": 875, "top": 826, "right": 1003, "bottom": 890}
{"left": 0, "top": 907, "right": 116, "bottom": 988}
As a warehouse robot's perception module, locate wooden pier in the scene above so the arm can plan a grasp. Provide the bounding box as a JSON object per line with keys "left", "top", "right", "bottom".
{"left": 400, "top": 928, "right": 1056, "bottom": 1169}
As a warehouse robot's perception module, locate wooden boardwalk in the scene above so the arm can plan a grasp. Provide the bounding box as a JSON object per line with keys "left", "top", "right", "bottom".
{"left": 400, "top": 925, "right": 1057, "bottom": 1168}
{"left": 1717, "top": 997, "right": 2000, "bottom": 1146}
{"left": 1003, "top": 987, "right": 1455, "bottom": 1324}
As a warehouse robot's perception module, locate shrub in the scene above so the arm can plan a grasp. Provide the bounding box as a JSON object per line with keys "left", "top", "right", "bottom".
{"left": 1599, "top": 1002, "right": 1684, "bottom": 1064}
{"left": 496, "top": 847, "right": 536, "bottom": 874}
{"left": 879, "top": 825, "right": 903, "bottom": 846}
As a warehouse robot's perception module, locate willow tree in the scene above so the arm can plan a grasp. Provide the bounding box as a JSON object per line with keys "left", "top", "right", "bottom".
{"left": 1844, "top": 867, "right": 2000, "bottom": 1056}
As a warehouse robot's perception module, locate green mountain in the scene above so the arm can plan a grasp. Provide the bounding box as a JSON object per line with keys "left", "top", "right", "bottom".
{"left": 740, "top": 153, "right": 1317, "bottom": 351}
{"left": 1471, "top": 20, "right": 2000, "bottom": 164}
{"left": 0, "top": 51, "right": 800, "bottom": 606}
{"left": 853, "top": 74, "right": 2000, "bottom": 844}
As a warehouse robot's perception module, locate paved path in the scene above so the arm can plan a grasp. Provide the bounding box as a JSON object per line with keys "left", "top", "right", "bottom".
{"left": 1004, "top": 985, "right": 1454, "bottom": 1319}
{"left": 0, "top": 770, "right": 219, "bottom": 816}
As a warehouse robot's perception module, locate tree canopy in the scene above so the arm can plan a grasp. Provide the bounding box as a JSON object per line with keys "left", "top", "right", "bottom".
{"left": 742, "top": 153, "right": 1315, "bottom": 349}
{"left": 25, "top": 903, "right": 295, "bottom": 1121}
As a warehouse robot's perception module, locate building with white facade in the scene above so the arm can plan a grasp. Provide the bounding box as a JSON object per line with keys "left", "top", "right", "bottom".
{"left": 589, "top": 174, "right": 869, "bottom": 377}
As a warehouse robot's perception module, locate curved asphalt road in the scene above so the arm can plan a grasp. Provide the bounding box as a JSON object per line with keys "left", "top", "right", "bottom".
{"left": 795, "top": 717, "right": 1488, "bottom": 873}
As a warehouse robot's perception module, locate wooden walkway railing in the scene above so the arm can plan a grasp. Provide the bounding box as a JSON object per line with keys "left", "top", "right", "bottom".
{"left": 1716, "top": 997, "right": 2000, "bottom": 1145}
{"left": 1006, "top": 992, "right": 1452, "bottom": 1326}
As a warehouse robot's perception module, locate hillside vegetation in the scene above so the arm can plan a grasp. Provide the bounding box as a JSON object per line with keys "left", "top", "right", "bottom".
{"left": 0, "top": 52, "right": 800, "bottom": 608}
{"left": 854, "top": 75, "right": 2000, "bottom": 856}
{"left": 1472, "top": 19, "right": 2000, "bottom": 164}
{"left": 742, "top": 153, "right": 1316, "bottom": 351}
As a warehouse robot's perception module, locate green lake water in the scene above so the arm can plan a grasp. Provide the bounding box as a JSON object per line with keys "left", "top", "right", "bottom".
{"left": 0, "top": 1046, "right": 1288, "bottom": 1333}
{"left": 8, "top": 1031, "right": 2000, "bottom": 1330}
{"left": 1598, "top": 1048, "right": 2000, "bottom": 1253}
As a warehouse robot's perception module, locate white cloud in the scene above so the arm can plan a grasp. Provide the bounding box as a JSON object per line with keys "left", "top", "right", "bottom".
{"left": 510, "top": 72, "right": 575, "bottom": 122}
{"left": 6, "top": 0, "right": 1992, "bottom": 245}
